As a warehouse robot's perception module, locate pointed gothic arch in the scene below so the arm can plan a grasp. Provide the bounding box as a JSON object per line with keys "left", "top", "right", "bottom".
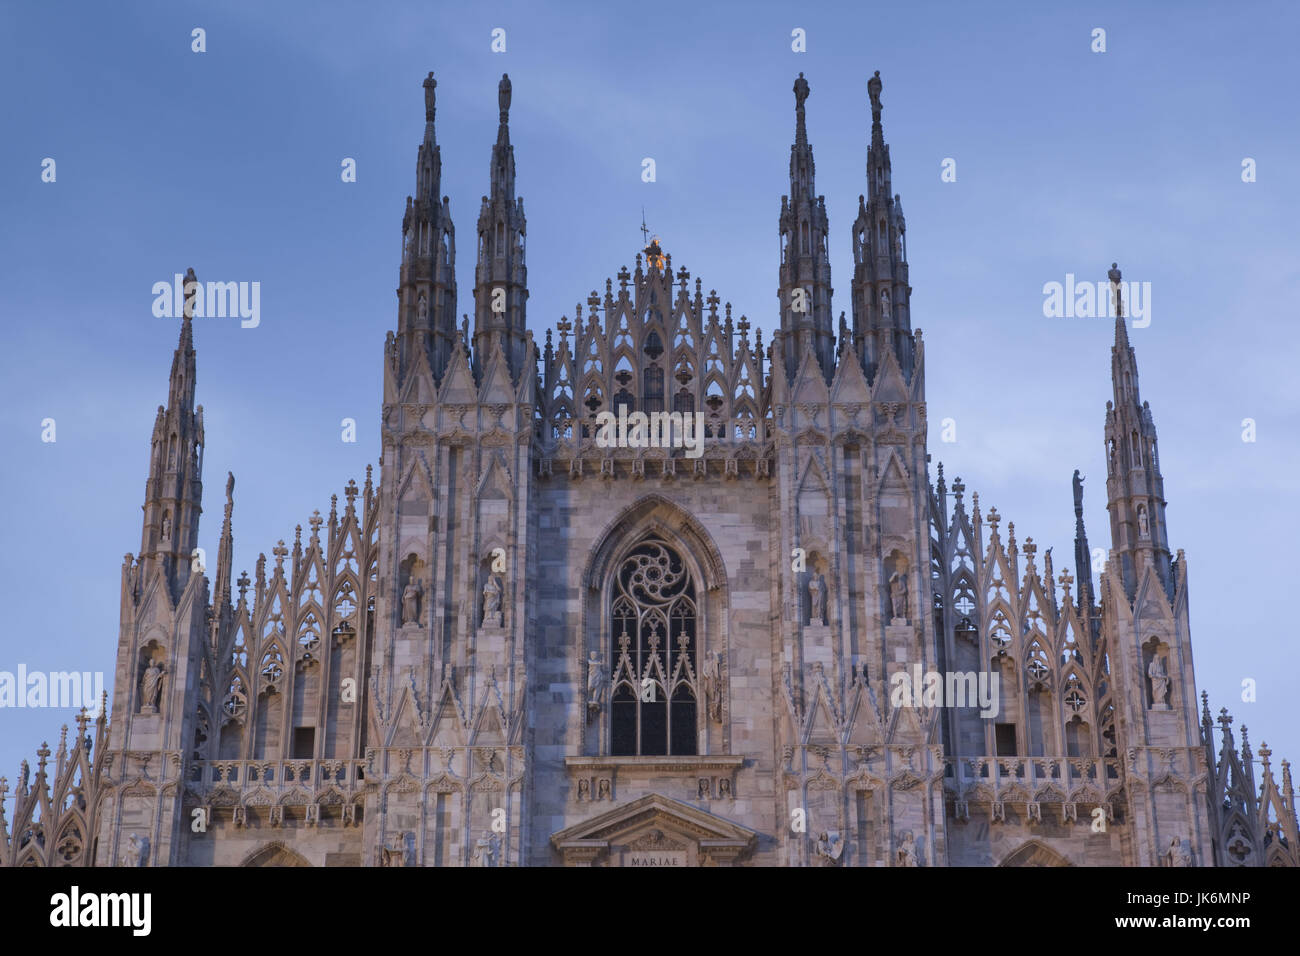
{"left": 582, "top": 496, "right": 728, "bottom": 757}
{"left": 999, "top": 840, "right": 1072, "bottom": 867}
{"left": 239, "top": 841, "right": 312, "bottom": 867}
{"left": 583, "top": 495, "right": 726, "bottom": 593}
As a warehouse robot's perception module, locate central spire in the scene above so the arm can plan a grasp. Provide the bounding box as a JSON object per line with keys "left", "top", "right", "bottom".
{"left": 777, "top": 72, "right": 835, "bottom": 383}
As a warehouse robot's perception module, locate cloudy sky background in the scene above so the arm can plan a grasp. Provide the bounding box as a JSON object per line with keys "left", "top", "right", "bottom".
{"left": 2, "top": 1, "right": 1297, "bottom": 813}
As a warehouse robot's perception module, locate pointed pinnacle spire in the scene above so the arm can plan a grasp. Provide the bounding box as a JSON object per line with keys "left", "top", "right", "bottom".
{"left": 179, "top": 267, "right": 197, "bottom": 344}
{"left": 214, "top": 470, "right": 235, "bottom": 611}
{"left": 170, "top": 267, "right": 198, "bottom": 411}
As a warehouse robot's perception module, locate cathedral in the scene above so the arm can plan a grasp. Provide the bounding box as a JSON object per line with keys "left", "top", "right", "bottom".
{"left": 2, "top": 70, "right": 1296, "bottom": 868}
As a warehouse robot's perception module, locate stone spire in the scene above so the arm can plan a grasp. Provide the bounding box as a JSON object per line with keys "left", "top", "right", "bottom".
{"left": 1103, "top": 263, "right": 1172, "bottom": 602}
{"left": 851, "top": 71, "right": 913, "bottom": 383}
{"left": 396, "top": 71, "right": 458, "bottom": 387}
{"left": 212, "top": 471, "right": 236, "bottom": 636}
{"left": 777, "top": 72, "right": 835, "bottom": 383}
{"left": 473, "top": 73, "right": 529, "bottom": 383}
{"left": 140, "top": 268, "right": 205, "bottom": 600}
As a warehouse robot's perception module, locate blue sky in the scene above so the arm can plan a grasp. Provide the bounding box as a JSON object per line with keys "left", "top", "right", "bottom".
{"left": 2, "top": 0, "right": 1297, "bottom": 808}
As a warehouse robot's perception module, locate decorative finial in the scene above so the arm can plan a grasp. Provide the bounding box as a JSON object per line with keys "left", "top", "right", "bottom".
{"left": 423, "top": 71, "right": 436, "bottom": 123}
{"left": 498, "top": 73, "right": 511, "bottom": 118}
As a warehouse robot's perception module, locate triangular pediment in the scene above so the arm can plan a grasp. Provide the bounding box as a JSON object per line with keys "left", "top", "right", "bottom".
{"left": 550, "top": 792, "right": 757, "bottom": 866}
{"left": 437, "top": 344, "right": 476, "bottom": 404}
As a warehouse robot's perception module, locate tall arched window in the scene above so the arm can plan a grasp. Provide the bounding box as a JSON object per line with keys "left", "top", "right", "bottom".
{"left": 642, "top": 366, "right": 664, "bottom": 415}
{"left": 610, "top": 538, "right": 697, "bottom": 756}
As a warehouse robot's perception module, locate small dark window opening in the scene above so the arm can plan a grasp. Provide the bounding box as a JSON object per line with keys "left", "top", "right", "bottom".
{"left": 995, "top": 723, "right": 1017, "bottom": 757}
{"left": 292, "top": 727, "right": 315, "bottom": 759}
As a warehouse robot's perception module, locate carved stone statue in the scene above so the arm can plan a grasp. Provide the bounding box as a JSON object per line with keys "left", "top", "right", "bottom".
{"left": 417, "top": 294, "right": 428, "bottom": 325}
{"left": 402, "top": 579, "right": 421, "bottom": 626}
{"left": 160, "top": 513, "right": 172, "bottom": 542}
{"left": 896, "top": 830, "right": 919, "bottom": 867}
{"left": 122, "top": 833, "right": 149, "bottom": 867}
{"left": 586, "top": 651, "right": 606, "bottom": 721}
{"left": 1138, "top": 506, "right": 1150, "bottom": 538}
{"left": 808, "top": 572, "right": 826, "bottom": 626}
{"left": 701, "top": 651, "right": 722, "bottom": 723}
{"left": 380, "top": 831, "right": 414, "bottom": 867}
{"left": 890, "top": 571, "right": 909, "bottom": 624}
{"left": 474, "top": 829, "right": 500, "bottom": 867}
{"left": 423, "top": 72, "right": 436, "bottom": 121}
{"left": 140, "top": 661, "right": 164, "bottom": 715}
{"left": 577, "top": 778, "right": 590, "bottom": 801}
{"left": 814, "top": 830, "right": 844, "bottom": 866}
{"left": 498, "top": 73, "right": 511, "bottom": 116}
{"left": 1166, "top": 836, "right": 1194, "bottom": 867}
{"left": 597, "top": 778, "right": 611, "bottom": 801}
{"left": 793, "top": 71, "right": 810, "bottom": 111}
{"left": 482, "top": 572, "right": 503, "bottom": 627}
{"left": 868, "top": 70, "right": 883, "bottom": 113}
{"left": 1072, "top": 469, "right": 1084, "bottom": 518}
{"left": 1148, "top": 654, "right": 1170, "bottom": 710}
{"left": 880, "top": 289, "right": 891, "bottom": 321}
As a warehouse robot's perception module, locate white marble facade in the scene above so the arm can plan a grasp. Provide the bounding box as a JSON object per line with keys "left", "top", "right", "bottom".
{"left": 4, "top": 71, "right": 1296, "bottom": 869}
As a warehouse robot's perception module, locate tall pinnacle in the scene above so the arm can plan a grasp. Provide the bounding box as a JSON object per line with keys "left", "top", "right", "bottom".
{"left": 474, "top": 73, "right": 528, "bottom": 382}
{"left": 490, "top": 74, "right": 516, "bottom": 199}
{"left": 1103, "top": 260, "right": 1171, "bottom": 601}
{"left": 851, "top": 70, "right": 913, "bottom": 383}
{"left": 777, "top": 72, "right": 834, "bottom": 382}
{"left": 394, "top": 70, "right": 458, "bottom": 388}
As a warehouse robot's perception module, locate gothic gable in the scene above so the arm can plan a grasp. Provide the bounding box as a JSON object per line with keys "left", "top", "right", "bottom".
{"left": 550, "top": 793, "right": 757, "bottom": 866}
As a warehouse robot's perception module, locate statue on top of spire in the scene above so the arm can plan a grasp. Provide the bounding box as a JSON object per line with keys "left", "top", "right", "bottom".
{"left": 499, "top": 73, "right": 511, "bottom": 118}
{"left": 423, "top": 71, "right": 436, "bottom": 122}
{"left": 794, "top": 72, "right": 809, "bottom": 110}
{"left": 868, "top": 70, "right": 882, "bottom": 112}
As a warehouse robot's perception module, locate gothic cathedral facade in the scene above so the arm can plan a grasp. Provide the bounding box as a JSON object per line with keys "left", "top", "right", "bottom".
{"left": 3, "top": 71, "right": 1296, "bottom": 868}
